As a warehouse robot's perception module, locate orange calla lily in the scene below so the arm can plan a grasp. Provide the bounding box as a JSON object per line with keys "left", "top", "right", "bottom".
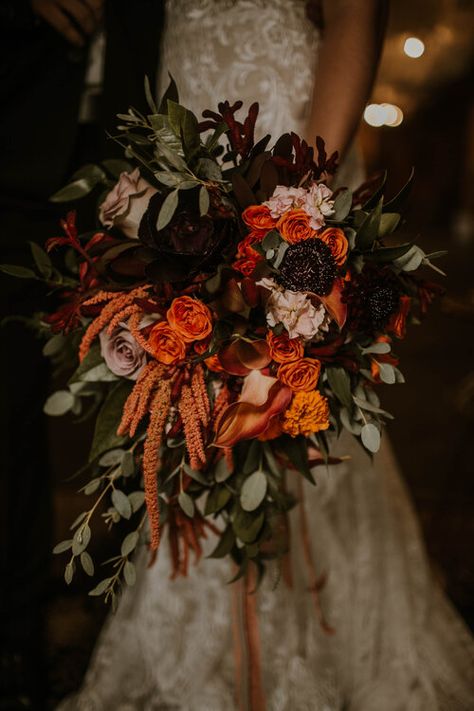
{"left": 319, "top": 277, "right": 347, "bottom": 328}
{"left": 214, "top": 370, "right": 292, "bottom": 448}
{"left": 218, "top": 338, "right": 271, "bottom": 376}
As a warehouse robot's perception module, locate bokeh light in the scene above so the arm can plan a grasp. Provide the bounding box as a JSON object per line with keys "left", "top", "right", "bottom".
{"left": 404, "top": 37, "right": 425, "bottom": 58}
{"left": 364, "top": 103, "right": 404, "bottom": 127}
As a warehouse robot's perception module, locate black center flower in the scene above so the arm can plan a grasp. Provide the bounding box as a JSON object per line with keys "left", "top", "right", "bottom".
{"left": 343, "top": 265, "right": 401, "bottom": 334}
{"left": 276, "top": 238, "right": 338, "bottom": 296}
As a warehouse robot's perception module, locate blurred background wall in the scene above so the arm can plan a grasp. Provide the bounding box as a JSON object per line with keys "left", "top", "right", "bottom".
{"left": 0, "top": 1, "right": 473, "bottom": 708}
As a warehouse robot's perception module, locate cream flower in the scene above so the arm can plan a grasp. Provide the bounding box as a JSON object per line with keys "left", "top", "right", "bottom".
{"left": 303, "top": 182, "right": 335, "bottom": 230}
{"left": 98, "top": 168, "right": 158, "bottom": 239}
{"left": 263, "top": 185, "right": 307, "bottom": 218}
{"left": 258, "top": 278, "right": 329, "bottom": 341}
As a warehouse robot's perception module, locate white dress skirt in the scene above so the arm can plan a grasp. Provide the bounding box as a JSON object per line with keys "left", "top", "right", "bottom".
{"left": 59, "top": 2, "right": 474, "bottom": 709}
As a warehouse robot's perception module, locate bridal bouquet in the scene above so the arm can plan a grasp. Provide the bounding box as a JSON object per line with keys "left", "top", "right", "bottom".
{"left": 2, "top": 81, "right": 444, "bottom": 603}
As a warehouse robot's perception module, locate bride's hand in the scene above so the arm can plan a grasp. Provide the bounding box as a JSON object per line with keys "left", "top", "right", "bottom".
{"left": 31, "top": 0, "right": 104, "bottom": 47}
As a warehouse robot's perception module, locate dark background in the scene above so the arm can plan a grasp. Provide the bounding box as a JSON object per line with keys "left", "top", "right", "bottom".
{"left": 0, "top": 1, "right": 473, "bottom": 708}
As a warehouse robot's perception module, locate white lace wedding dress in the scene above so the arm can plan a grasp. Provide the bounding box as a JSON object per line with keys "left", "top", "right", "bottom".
{"left": 59, "top": 2, "right": 474, "bottom": 709}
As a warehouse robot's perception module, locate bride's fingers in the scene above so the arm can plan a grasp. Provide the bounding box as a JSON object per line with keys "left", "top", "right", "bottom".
{"left": 55, "top": 0, "right": 97, "bottom": 35}
{"left": 31, "top": 0, "right": 85, "bottom": 46}
{"left": 81, "top": 0, "right": 105, "bottom": 26}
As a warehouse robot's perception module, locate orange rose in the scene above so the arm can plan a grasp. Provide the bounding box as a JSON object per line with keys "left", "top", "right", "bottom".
{"left": 242, "top": 204, "right": 276, "bottom": 231}
{"left": 233, "top": 256, "right": 261, "bottom": 276}
{"left": 277, "top": 358, "right": 321, "bottom": 391}
{"left": 167, "top": 295, "right": 213, "bottom": 343}
{"left": 277, "top": 209, "right": 316, "bottom": 244}
{"left": 236, "top": 231, "right": 263, "bottom": 258}
{"left": 318, "top": 227, "right": 349, "bottom": 266}
{"left": 148, "top": 322, "right": 186, "bottom": 365}
{"left": 267, "top": 331, "right": 304, "bottom": 364}
{"left": 387, "top": 295, "right": 410, "bottom": 339}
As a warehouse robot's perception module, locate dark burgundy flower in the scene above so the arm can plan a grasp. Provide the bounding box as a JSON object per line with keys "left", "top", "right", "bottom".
{"left": 276, "top": 239, "right": 338, "bottom": 296}
{"left": 137, "top": 189, "right": 238, "bottom": 284}
{"left": 343, "top": 265, "right": 402, "bottom": 335}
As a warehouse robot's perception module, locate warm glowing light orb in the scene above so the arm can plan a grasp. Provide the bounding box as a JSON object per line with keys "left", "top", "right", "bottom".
{"left": 364, "top": 103, "right": 404, "bottom": 128}
{"left": 404, "top": 37, "right": 425, "bottom": 58}
{"left": 364, "top": 104, "right": 386, "bottom": 127}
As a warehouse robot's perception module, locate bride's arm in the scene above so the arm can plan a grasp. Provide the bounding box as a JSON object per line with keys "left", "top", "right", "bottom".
{"left": 306, "top": 0, "right": 389, "bottom": 160}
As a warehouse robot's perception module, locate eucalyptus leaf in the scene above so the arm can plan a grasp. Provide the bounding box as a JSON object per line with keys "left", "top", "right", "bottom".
{"left": 332, "top": 188, "right": 352, "bottom": 221}
{"left": 124, "top": 560, "right": 137, "bottom": 586}
{"left": 43, "top": 334, "right": 66, "bottom": 357}
{"left": 44, "top": 389, "right": 75, "bottom": 416}
{"left": 84, "top": 479, "right": 101, "bottom": 495}
{"left": 80, "top": 551, "right": 94, "bottom": 576}
{"left": 340, "top": 407, "right": 362, "bottom": 435}
{"left": 207, "top": 525, "right": 235, "bottom": 558}
{"left": 215, "top": 457, "right": 232, "bottom": 483}
{"left": 51, "top": 178, "right": 95, "bottom": 202}
{"left": 121, "top": 531, "right": 139, "bottom": 557}
{"left": 199, "top": 186, "right": 210, "bottom": 216}
{"left": 197, "top": 158, "right": 222, "bottom": 181}
{"left": 128, "top": 491, "right": 145, "bottom": 513}
{"left": 88, "top": 577, "right": 113, "bottom": 596}
{"left": 53, "top": 539, "right": 73, "bottom": 554}
{"left": 326, "top": 367, "right": 353, "bottom": 410}
{"left": 353, "top": 396, "right": 394, "bottom": 419}
{"left": 361, "top": 341, "right": 391, "bottom": 355}
{"left": 69, "top": 343, "right": 103, "bottom": 383}
{"left": 99, "top": 449, "right": 125, "bottom": 467}
{"left": 378, "top": 362, "right": 396, "bottom": 384}
{"left": 279, "top": 435, "right": 314, "bottom": 484}
{"left": 355, "top": 197, "right": 383, "bottom": 251}
{"left": 30, "top": 242, "right": 52, "bottom": 278}
{"left": 232, "top": 509, "right": 264, "bottom": 544}
{"left": 183, "top": 463, "right": 208, "bottom": 484}
{"left": 240, "top": 470, "right": 267, "bottom": 512}
{"left": 64, "top": 561, "right": 75, "bottom": 585}
{"left": 112, "top": 489, "right": 132, "bottom": 519}
{"left": 205, "top": 485, "right": 232, "bottom": 515}
{"left": 178, "top": 491, "right": 195, "bottom": 517}
{"left": 72, "top": 524, "right": 91, "bottom": 555}
{"left": 121, "top": 451, "right": 136, "bottom": 477}
{"left": 0, "top": 264, "right": 37, "bottom": 279}
{"left": 361, "top": 423, "right": 381, "bottom": 453}
{"left": 157, "top": 188, "right": 179, "bottom": 230}
{"left": 378, "top": 212, "right": 400, "bottom": 237}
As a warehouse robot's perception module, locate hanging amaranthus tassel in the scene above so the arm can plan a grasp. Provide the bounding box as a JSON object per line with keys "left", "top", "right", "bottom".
{"left": 79, "top": 286, "right": 151, "bottom": 361}
{"left": 117, "top": 361, "right": 165, "bottom": 438}
{"left": 141, "top": 379, "right": 172, "bottom": 552}
{"left": 212, "top": 382, "right": 232, "bottom": 428}
{"left": 176, "top": 364, "right": 211, "bottom": 470}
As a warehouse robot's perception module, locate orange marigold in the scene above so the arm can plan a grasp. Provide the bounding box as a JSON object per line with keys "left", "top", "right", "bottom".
{"left": 282, "top": 390, "right": 330, "bottom": 437}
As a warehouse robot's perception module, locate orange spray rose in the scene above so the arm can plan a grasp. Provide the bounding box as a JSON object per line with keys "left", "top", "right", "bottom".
{"left": 277, "top": 209, "right": 316, "bottom": 244}
{"left": 148, "top": 322, "right": 186, "bottom": 365}
{"left": 266, "top": 331, "right": 304, "bottom": 364}
{"left": 167, "top": 295, "right": 213, "bottom": 343}
{"left": 318, "top": 227, "right": 349, "bottom": 266}
{"left": 242, "top": 204, "right": 276, "bottom": 231}
{"left": 277, "top": 358, "right": 321, "bottom": 391}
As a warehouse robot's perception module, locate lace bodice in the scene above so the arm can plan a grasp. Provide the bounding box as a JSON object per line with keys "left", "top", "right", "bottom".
{"left": 157, "top": 0, "right": 319, "bottom": 141}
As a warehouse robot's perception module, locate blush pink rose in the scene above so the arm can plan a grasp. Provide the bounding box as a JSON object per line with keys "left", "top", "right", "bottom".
{"left": 98, "top": 168, "right": 158, "bottom": 239}
{"left": 99, "top": 321, "right": 147, "bottom": 380}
